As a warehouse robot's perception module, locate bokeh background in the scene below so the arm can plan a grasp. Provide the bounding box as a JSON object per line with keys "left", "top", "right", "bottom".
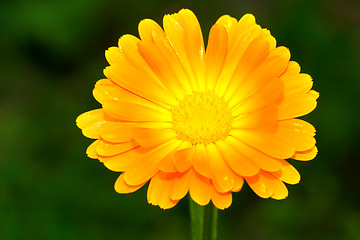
{"left": 1, "top": 0, "right": 359, "bottom": 239}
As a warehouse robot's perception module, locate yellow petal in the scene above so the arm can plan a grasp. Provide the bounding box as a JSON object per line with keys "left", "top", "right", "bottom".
{"left": 169, "top": 171, "right": 191, "bottom": 200}
{"left": 205, "top": 24, "right": 228, "bottom": 91}
{"left": 268, "top": 46, "right": 290, "bottom": 61}
{"left": 138, "top": 18, "right": 163, "bottom": 42}
{"left": 114, "top": 173, "right": 145, "bottom": 193}
{"left": 292, "top": 145, "right": 318, "bottom": 161}
{"left": 216, "top": 138, "right": 260, "bottom": 177}
{"left": 278, "top": 92, "right": 318, "bottom": 120}
{"left": 117, "top": 34, "right": 153, "bottom": 75}
{"left": 271, "top": 159, "right": 300, "bottom": 184}
{"left": 189, "top": 169, "right": 211, "bottom": 206}
{"left": 123, "top": 139, "right": 180, "bottom": 185}
{"left": 229, "top": 14, "right": 258, "bottom": 52}
{"left": 99, "top": 122, "right": 133, "bottom": 143}
{"left": 76, "top": 109, "right": 106, "bottom": 139}
{"left": 105, "top": 47, "right": 127, "bottom": 65}
{"left": 96, "top": 140, "right": 138, "bottom": 157}
{"left": 102, "top": 100, "right": 171, "bottom": 122}
{"left": 86, "top": 140, "right": 99, "bottom": 159}
{"left": 259, "top": 28, "right": 276, "bottom": 50}
{"left": 215, "top": 15, "right": 238, "bottom": 43}
{"left": 211, "top": 186, "right": 232, "bottom": 210}
{"left": 207, "top": 144, "right": 235, "bottom": 193}
{"left": 231, "top": 129, "right": 295, "bottom": 160}
{"left": 147, "top": 171, "right": 179, "bottom": 209}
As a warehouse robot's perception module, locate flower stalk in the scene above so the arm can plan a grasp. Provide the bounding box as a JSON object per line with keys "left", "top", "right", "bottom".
{"left": 189, "top": 197, "right": 218, "bottom": 240}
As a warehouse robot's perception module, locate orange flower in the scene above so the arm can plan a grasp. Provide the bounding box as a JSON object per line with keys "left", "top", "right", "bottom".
{"left": 76, "top": 9, "right": 318, "bottom": 210}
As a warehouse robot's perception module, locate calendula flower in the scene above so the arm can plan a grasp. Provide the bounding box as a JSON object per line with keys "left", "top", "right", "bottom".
{"left": 76, "top": 9, "right": 318, "bottom": 210}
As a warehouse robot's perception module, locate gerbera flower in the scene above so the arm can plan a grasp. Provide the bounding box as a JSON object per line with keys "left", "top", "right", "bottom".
{"left": 76, "top": 9, "right": 318, "bottom": 210}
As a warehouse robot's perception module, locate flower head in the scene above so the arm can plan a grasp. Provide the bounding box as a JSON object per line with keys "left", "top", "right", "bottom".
{"left": 76, "top": 9, "right": 318, "bottom": 209}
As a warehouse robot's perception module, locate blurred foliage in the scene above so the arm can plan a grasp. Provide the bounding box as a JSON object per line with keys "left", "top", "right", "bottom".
{"left": 0, "top": 0, "right": 359, "bottom": 239}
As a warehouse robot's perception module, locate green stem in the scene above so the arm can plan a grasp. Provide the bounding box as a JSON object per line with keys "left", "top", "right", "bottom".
{"left": 189, "top": 197, "right": 218, "bottom": 240}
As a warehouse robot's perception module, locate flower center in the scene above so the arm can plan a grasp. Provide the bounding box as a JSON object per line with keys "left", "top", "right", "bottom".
{"left": 171, "top": 91, "right": 233, "bottom": 145}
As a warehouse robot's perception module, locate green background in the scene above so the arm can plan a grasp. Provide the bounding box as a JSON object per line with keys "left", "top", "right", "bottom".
{"left": 1, "top": 0, "right": 359, "bottom": 239}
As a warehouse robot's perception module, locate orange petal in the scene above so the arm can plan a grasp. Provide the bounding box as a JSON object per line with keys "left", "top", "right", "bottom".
{"left": 205, "top": 24, "right": 228, "bottom": 91}
{"left": 207, "top": 144, "right": 235, "bottom": 193}
{"left": 173, "top": 147, "right": 195, "bottom": 172}
{"left": 230, "top": 77, "right": 283, "bottom": 114}
{"left": 132, "top": 128, "right": 176, "bottom": 148}
{"left": 147, "top": 172, "right": 179, "bottom": 209}
{"left": 76, "top": 109, "right": 106, "bottom": 139}
{"left": 281, "top": 61, "right": 300, "bottom": 78}
{"left": 271, "top": 159, "right": 300, "bottom": 184}
{"left": 123, "top": 139, "right": 180, "bottom": 185}
{"left": 192, "top": 144, "right": 211, "bottom": 178}
{"left": 96, "top": 140, "right": 138, "bottom": 157}
{"left": 232, "top": 104, "right": 278, "bottom": 129}
{"left": 93, "top": 80, "right": 170, "bottom": 112}
{"left": 139, "top": 18, "right": 193, "bottom": 94}
{"left": 211, "top": 186, "right": 232, "bottom": 210}
{"left": 114, "top": 173, "right": 145, "bottom": 193}
{"left": 270, "top": 177, "right": 288, "bottom": 200}
{"left": 278, "top": 93, "right": 318, "bottom": 120}
{"left": 163, "top": 9, "right": 205, "bottom": 91}
{"left": 276, "top": 120, "right": 316, "bottom": 151}
{"left": 231, "top": 55, "right": 288, "bottom": 105}
{"left": 137, "top": 40, "right": 187, "bottom": 100}
{"left": 101, "top": 147, "right": 142, "bottom": 171}
{"left": 106, "top": 63, "right": 176, "bottom": 107}
{"left": 292, "top": 145, "right": 318, "bottom": 161}
{"left": 245, "top": 171, "right": 274, "bottom": 198}
{"left": 169, "top": 171, "right": 191, "bottom": 200}
{"left": 216, "top": 138, "right": 260, "bottom": 177}
{"left": 231, "top": 129, "right": 295, "bottom": 160}
{"left": 102, "top": 100, "right": 171, "bottom": 122}
{"left": 232, "top": 174, "right": 244, "bottom": 192}
{"left": 86, "top": 140, "right": 99, "bottom": 159}
{"left": 282, "top": 73, "right": 313, "bottom": 96}
{"left": 100, "top": 122, "right": 134, "bottom": 143}
{"left": 221, "top": 38, "right": 270, "bottom": 100}
{"left": 189, "top": 170, "right": 211, "bottom": 206}
{"left": 158, "top": 141, "right": 191, "bottom": 173}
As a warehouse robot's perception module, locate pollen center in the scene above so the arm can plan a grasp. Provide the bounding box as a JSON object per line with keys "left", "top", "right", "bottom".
{"left": 171, "top": 91, "right": 233, "bottom": 145}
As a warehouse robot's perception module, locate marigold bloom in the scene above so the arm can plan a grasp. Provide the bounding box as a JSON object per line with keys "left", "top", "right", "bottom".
{"left": 76, "top": 9, "right": 318, "bottom": 210}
